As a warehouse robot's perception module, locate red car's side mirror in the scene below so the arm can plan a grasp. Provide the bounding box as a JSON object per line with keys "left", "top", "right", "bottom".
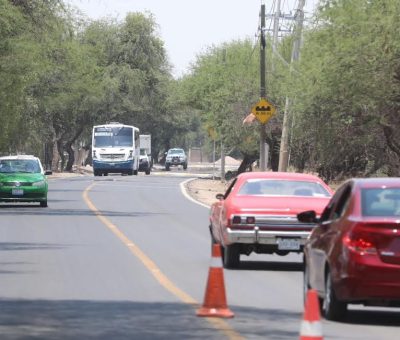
{"left": 297, "top": 210, "right": 318, "bottom": 223}
{"left": 216, "top": 193, "right": 224, "bottom": 200}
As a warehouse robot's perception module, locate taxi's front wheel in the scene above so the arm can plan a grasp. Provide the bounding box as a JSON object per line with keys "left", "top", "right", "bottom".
{"left": 40, "top": 201, "right": 48, "bottom": 207}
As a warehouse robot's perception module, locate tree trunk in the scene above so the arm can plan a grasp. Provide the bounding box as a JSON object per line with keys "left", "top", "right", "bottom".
{"left": 237, "top": 154, "right": 258, "bottom": 175}
{"left": 51, "top": 141, "right": 60, "bottom": 172}
{"left": 85, "top": 146, "right": 92, "bottom": 166}
{"left": 65, "top": 142, "right": 75, "bottom": 172}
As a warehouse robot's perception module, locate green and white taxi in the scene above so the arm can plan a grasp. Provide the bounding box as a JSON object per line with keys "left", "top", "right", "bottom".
{"left": 0, "top": 155, "right": 52, "bottom": 207}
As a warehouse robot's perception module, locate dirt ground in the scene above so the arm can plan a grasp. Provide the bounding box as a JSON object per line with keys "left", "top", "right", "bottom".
{"left": 184, "top": 178, "right": 230, "bottom": 206}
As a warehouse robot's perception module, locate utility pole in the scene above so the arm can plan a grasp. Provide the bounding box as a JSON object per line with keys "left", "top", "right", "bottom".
{"left": 272, "top": 0, "right": 281, "bottom": 51}
{"left": 259, "top": 3, "right": 267, "bottom": 171}
{"left": 220, "top": 49, "right": 226, "bottom": 181}
{"left": 278, "top": 0, "right": 306, "bottom": 172}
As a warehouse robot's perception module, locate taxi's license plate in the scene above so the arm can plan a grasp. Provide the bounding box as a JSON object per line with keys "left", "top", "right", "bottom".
{"left": 277, "top": 238, "right": 300, "bottom": 250}
{"left": 12, "top": 189, "right": 24, "bottom": 196}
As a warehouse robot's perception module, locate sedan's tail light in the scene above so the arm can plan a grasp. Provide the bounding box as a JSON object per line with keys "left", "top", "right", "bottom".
{"left": 232, "top": 216, "right": 241, "bottom": 224}
{"left": 231, "top": 215, "right": 255, "bottom": 225}
{"left": 246, "top": 216, "right": 256, "bottom": 224}
{"left": 343, "top": 226, "right": 377, "bottom": 255}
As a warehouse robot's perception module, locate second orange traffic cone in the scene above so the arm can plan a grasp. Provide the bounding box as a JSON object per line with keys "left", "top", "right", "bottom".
{"left": 299, "top": 289, "right": 323, "bottom": 340}
{"left": 196, "top": 244, "right": 234, "bottom": 318}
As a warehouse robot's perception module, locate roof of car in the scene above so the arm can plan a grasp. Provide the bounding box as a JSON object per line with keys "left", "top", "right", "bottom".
{"left": 237, "top": 171, "right": 326, "bottom": 182}
{"left": 348, "top": 177, "right": 400, "bottom": 188}
{"left": 168, "top": 148, "right": 184, "bottom": 152}
{"left": 0, "top": 155, "right": 38, "bottom": 160}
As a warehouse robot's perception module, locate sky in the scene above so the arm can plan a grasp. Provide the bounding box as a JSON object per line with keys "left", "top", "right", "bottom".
{"left": 66, "top": 0, "right": 318, "bottom": 78}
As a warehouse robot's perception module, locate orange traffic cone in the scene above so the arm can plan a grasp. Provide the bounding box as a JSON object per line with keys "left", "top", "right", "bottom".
{"left": 300, "top": 289, "right": 323, "bottom": 340}
{"left": 196, "top": 244, "right": 234, "bottom": 318}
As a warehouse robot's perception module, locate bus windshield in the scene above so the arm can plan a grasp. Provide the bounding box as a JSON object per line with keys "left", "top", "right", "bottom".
{"left": 94, "top": 126, "right": 133, "bottom": 147}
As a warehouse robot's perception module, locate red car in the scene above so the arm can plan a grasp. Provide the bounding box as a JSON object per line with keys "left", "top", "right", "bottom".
{"left": 299, "top": 178, "right": 400, "bottom": 321}
{"left": 209, "top": 172, "right": 333, "bottom": 268}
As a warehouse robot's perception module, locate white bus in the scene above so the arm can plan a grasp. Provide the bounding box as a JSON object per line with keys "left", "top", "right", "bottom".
{"left": 92, "top": 122, "right": 140, "bottom": 176}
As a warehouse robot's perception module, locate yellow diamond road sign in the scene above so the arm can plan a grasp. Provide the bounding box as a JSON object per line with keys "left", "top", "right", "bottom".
{"left": 251, "top": 98, "right": 276, "bottom": 124}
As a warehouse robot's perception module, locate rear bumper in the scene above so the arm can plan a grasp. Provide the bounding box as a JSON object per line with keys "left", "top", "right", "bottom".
{"left": 335, "top": 257, "right": 400, "bottom": 302}
{"left": 225, "top": 228, "right": 310, "bottom": 251}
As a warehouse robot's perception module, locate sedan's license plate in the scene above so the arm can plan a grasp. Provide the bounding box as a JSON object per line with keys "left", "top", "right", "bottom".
{"left": 277, "top": 238, "right": 300, "bottom": 250}
{"left": 12, "top": 188, "right": 24, "bottom": 196}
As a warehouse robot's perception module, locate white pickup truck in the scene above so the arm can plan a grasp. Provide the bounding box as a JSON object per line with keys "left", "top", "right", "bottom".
{"left": 139, "top": 135, "right": 151, "bottom": 175}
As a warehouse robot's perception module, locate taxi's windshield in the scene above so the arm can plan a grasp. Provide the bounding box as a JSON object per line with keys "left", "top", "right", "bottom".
{"left": 0, "top": 159, "right": 41, "bottom": 174}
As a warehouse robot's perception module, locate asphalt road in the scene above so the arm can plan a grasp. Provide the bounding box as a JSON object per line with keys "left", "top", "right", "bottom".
{"left": 0, "top": 173, "right": 399, "bottom": 339}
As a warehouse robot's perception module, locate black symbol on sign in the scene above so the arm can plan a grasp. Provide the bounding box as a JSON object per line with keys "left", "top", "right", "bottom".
{"left": 256, "top": 105, "right": 271, "bottom": 112}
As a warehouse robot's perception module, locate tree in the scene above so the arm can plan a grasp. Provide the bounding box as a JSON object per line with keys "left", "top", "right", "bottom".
{"left": 288, "top": 0, "right": 400, "bottom": 179}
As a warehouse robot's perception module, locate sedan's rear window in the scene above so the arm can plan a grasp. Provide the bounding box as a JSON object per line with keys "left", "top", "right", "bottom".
{"left": 362, "top": 188, "right": 400, "bottom": 216}
{"left": 237, "top": 179, "right": 331, "bottom": 197}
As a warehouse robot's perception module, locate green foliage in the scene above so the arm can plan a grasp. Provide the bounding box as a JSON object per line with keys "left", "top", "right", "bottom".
{"left": 180, "top": 40, "right": 262, "bottom": 159}
{"left": 0, "top": 2, "right": 175, "bottom": 167}
{"left": 289, "top": 0, "right": 400, "bottom": 179}
{"left": 2, "top": 0, "right": 400, "bottom": 178}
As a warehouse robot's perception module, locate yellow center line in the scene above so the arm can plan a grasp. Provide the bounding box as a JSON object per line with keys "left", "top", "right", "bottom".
{"left": 82, "top": 182, "right": 244, "bottom": 340}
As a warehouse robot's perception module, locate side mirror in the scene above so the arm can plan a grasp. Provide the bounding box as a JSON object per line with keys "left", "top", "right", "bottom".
{"left": 216, "top": 193, "right": 224, "bottom": 200}
{"left": 297, "top": 210, "right": 318, "bottom": 223}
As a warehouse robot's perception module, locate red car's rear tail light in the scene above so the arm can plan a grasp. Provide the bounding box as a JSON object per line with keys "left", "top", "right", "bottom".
{"left": 343, "top": 226, "right": 378, "bottom": 255}
{"left": 246, "top": 216, "right": 256, "bottom": 224}
{"left": 232, "top": 216, "right": 241, "bottom": 224}
{"left": 231, "top": 216, "right": 256, "bottom": 225}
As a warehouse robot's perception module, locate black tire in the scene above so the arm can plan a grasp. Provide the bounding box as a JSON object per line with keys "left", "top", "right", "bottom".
{"left": 323, "top": 270, "right": 347, "bottom": 321}
{"left": 133, "top": 170, "right": 138, "bottom": 175}
{"left": 209, "top": 225, "right": 217, "bottom": 252}
{"left": 165, "top": 163, "right": 170, "bottom": 171}
{"left": 303, "top": 258, "right": 311, "bottom": 306}
{"left": 93, "top": 170, "right": 100, "bottom": 176}
{"left": 40, "top": 201, "right": 48, "bottom": 208}
{"left": 145, "top": 167, "right": 151, "bottom": 175}
{"left": 183, "top": 163, "right": 188, "bottom": 170}
{"left": 127, "top": 169, "right": 133, "bottom": 176}
{"left": 222, "top": 244, "right": 240, "bottom": 269}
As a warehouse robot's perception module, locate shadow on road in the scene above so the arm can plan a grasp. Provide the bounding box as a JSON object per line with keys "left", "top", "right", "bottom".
{"left": 343, "top": 308, "right": 400, "bottom": 326}
{"left": 237, "top": 260, "right": 303, "bottom": 272}
{"left": 0, "top": 299, "right": 303, "bottom": 339}
{"left": 0, "top": 206, "right": 166, "bottom": 218}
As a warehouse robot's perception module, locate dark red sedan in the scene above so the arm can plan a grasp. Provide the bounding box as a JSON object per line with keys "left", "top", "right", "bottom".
{"left": 209, "top": 172, "right": 333, "bottom": 268}
{"left": 299, "top": 178, "right": 400, "bottom": 321}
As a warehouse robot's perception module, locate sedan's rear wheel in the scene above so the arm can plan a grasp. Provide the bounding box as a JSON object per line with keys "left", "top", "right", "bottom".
{"left": 323, "top": 271, "right": 347, "bottom": 321}
{"left": 303, "top": 258, "right": 311, "bottom": 306}
{"left": 40, "top": 201, "right": 48, "bottom": 208}
{"left": 222, "top": 244, "right": 240, "bottom": 269}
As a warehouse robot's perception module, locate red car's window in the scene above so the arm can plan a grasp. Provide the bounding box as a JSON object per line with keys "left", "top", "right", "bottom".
{"left": 237, "top": 179, "right": 331, "bottom": 197}
{"left": 362, "top": 188, "right": 400, "bottom": 216}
